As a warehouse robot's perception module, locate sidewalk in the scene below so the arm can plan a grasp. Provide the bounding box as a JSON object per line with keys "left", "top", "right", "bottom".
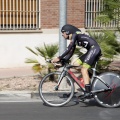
{"left": 0, "top": 67, "right": 39, "bottom": 100}
{"left": 0, "top": 67, "right": 37, "bottom": 78}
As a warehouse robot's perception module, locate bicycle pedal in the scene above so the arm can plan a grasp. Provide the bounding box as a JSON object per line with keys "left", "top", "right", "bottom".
{"left": 78, "top": 92, "right": 93, "bottom": 100}
{"left": 76, "top": 96, "right": 91, "bottom": 103}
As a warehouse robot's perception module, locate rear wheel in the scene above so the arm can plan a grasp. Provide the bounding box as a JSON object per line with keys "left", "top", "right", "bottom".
{"left": 92, "top": 72, "right": 120, "bottom": 108}
{"left": 39, "top": 72, "right": 74, "bottom": 107}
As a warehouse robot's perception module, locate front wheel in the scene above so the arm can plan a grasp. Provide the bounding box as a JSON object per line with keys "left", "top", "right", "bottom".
{"left": 39, "top": 71, "right": 74, "bottom": 107}
{"left": 92, "top": 72, "right": 120, "bottom": 108}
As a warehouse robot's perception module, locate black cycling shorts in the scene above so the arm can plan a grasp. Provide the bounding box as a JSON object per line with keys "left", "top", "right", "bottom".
{"left": 79, "top": 45, "right": 101, "bottom": 68}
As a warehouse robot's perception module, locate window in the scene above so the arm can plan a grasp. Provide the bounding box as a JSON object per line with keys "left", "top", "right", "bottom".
{"left": 0, "top": 0, "right": 40, "bottom": 31}
{"left": 85, "top": 0, "right": 118, "bottom": 29}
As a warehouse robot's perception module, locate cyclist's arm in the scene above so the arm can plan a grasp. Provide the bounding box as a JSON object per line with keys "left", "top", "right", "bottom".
{"left": 63, "top": 45, "right": 76, "bottom": 61}
{"left": 58, "top": 34, "right": 77, "bottom": 60}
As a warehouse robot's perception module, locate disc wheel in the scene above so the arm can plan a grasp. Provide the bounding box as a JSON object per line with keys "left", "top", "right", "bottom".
{"left": 92, "top": 72, "right": 120, "bottom": 108}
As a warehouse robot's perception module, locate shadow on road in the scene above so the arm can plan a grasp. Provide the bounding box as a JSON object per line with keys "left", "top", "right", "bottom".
{"left": 41, "top": 98, "right": 102, "bottom": 108}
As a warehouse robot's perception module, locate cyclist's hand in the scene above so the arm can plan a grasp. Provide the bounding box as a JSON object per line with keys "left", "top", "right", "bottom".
{"left": 51, "top": 57, "right": 60, "bottom": 63}
{"left": 51, "top": 58, "right": 63, "bottom": 67}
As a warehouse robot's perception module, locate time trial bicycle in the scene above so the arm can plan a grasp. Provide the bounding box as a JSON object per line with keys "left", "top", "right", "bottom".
{"left": 39, "top": 57, "right": 120, "bottom": 108}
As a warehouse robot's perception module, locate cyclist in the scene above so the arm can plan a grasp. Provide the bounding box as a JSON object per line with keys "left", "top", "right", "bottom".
{"left": 52, "top": 24, "right": 101, "bottom": 98}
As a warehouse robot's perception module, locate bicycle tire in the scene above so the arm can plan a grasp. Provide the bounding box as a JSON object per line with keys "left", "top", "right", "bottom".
{"left": 39, "top": 71, "right": 74, "bottom": 107}
{"left": 92, "top": 72, "right": 120, "bottom": 108}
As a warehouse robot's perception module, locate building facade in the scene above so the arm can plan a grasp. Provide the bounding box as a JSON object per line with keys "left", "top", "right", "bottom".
{"left": 41, "top": 0, "right": 85, "bottom": 28}
{"left": 0, "top": 0, "right": 119, "bottom": 68}
{"left": 0, "top": 0, "right": 117, "bottom": 31}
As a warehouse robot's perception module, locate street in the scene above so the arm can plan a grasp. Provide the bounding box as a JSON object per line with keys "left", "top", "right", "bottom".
{"left": 0, "top": 99, "right": 120, "bottom": 120}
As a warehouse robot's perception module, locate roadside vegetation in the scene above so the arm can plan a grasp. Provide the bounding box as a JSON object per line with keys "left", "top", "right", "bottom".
{"left": 89, "top": 0, "right": 120, "bottom": 72}
{"left": 88, "top": 30, "right": 120, "bottom": 71}
{"left": 25, "top": 43, "right": 59, "bottom": 76}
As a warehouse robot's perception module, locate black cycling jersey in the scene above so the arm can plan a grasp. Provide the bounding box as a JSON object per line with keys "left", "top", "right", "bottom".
{"left": 59, "top": 32, "right": 101, "bottom": 67}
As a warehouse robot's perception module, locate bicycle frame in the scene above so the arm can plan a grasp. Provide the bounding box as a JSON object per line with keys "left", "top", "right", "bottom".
{"left": 90, "top": 61, "right": 112, "bottom": 94}
{"left": 67, "top": 70, "right": 85, "bottom": 91}
{"left": 55, "top": 61, "right": 112, "bottom": 94}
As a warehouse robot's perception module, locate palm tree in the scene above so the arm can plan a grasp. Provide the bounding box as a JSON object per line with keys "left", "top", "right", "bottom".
{"left": 25, "top": 43, "right": 59, "bottom": 75}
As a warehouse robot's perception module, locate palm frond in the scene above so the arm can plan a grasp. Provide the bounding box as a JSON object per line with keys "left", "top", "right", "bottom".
{"left": 26, "top": 46, "right": 38, "bottom": 56}
{"left": 25, "top": 58, "right": 39, "bottom": 64}
{"left": 44, "top": 43, "right": 59, "bottom": 58}
{"left": 32, "top": 63, "right": 43, "bottom": 73}
{"left": 35, "top": 47, "right": 47, "bottom": 59}
{"left": 25, "top": 43, "right": 59, "bottom": 74}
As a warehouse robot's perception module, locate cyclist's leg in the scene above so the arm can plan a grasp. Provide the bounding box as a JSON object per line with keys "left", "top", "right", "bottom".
{"left": 79, "top": 52, "right": 91, "bottom": 93}
{"left": 82, "top": 46, "right": 101, "bottom": 84}
{"left": 70, "top": 55, "right": 83, "bottom": 77}
{"left": 62, "top": 55, "right": 83, "bottom": 97}
{"left": 80, "top": 46, "right": 101, "bottom": 99}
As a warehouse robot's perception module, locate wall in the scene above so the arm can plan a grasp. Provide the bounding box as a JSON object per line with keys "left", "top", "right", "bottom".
{"left": 41, "top": 0, "right": 85, "bottom": 28}
{"left": 0, "top": 29, "right": 59, "bottom": 68}
{"left": 67, "top": 0, "right": 85, "bottom": 28}
{"left": 0, "top": 0, "right": 86, "bottom": 68}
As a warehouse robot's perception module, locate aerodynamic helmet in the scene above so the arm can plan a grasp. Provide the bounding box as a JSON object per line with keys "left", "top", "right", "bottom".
{"left": 61, "top": 24, "right": 81, "bottom": 35}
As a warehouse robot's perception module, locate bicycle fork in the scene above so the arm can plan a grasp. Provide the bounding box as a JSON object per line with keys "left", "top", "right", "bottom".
{"left": 54, "top": 71, "right": 67, "bottom": 91}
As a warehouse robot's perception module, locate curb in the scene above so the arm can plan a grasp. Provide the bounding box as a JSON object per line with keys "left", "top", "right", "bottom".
{"left": 31, "top": 92, "right": 39, "bottom": 98}
{"left": 0, "top": 91, "right": 84, "bottom": 100}
{"left": 0, "top": 91, "right": 39, "bottom": 99}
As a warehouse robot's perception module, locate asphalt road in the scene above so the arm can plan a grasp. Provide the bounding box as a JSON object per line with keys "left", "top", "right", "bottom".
{"left": 0, "top": 100, "right": 120, "bottom": 120}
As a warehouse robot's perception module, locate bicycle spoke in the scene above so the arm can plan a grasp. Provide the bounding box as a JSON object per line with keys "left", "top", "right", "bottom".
{"left": 39, "top": 72, "right": 74, "bottom": 107}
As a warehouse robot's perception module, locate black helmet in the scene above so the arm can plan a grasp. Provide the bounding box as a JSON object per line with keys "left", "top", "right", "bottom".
{"left": 61, "top": 24, "right": 81, "bottom": 35}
